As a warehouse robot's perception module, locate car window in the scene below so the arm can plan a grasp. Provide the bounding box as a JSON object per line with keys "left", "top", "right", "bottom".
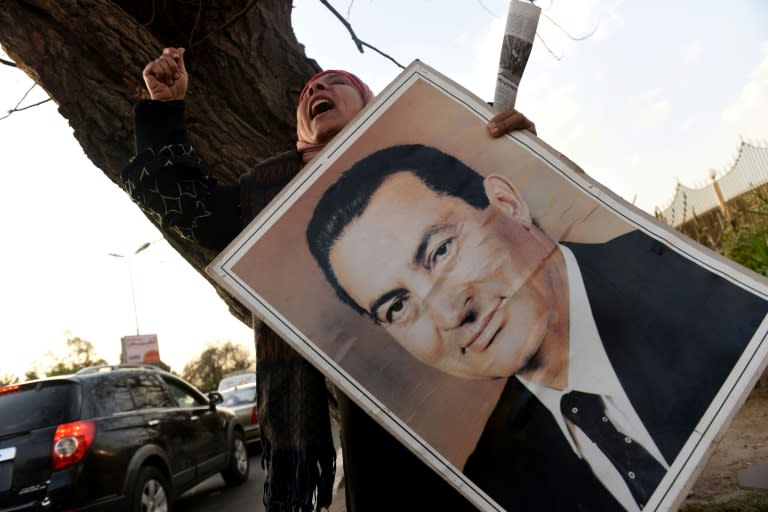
{"left": 163, "top": 378, "right": 207, "bottom": 408}
{"left": 218, "top": 372, "right": 256, "bottom": 391}
{"left": 0, "top": 381, "right": 79, "bottom": 435}
{"left": 89, "top": 377, "right": 136, "bottom": 416}
{"left": 130, "top": 374, "right": 175, "bottom": 410}
{"left": 221, "top": 386, "right": 257, "bottom": 406}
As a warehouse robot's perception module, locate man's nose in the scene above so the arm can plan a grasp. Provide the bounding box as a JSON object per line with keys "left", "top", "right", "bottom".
{"left": 427, "top": 285, "right": 474, "bottom": 330}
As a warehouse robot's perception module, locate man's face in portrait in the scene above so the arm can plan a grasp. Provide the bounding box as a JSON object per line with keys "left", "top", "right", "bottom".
{"left": 328, "top": 171, "right": 565, "bottom": 380}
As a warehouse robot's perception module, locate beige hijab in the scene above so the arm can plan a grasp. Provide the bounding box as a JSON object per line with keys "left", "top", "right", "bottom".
{"left": 296, "top": 69, "right": 375, "bottom": 165}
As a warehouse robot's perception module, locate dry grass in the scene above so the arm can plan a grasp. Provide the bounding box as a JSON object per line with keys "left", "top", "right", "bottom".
{"left": 680, "top": 491, "right": 768, "bottom": 512}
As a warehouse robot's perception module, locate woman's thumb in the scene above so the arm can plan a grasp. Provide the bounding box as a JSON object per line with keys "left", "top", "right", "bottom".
{"left": 177, "top": 47, "right": 187, "bottom": 74}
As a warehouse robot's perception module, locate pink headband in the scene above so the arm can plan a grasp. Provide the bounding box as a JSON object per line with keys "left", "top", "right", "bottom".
{"left": 299, "top": 70, "right": 374, "bottom": 104}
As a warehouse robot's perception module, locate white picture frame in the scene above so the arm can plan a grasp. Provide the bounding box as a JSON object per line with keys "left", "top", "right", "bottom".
{"left": 207, "top": 61, "right": 768, "bottom": 512}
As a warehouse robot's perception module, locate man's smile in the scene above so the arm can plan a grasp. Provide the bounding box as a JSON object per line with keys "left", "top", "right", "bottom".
{"left": 463, "top": 297, "right": 508, "bottom": 354}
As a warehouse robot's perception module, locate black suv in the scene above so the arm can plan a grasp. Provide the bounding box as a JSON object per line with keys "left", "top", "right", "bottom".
{"left": 0, "top": 365, "right": 250, "bottom": 511}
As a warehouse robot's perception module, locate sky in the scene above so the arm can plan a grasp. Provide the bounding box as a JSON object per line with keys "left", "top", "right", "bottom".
{"left": 0, "top": 0, "right": 766, "bottom": 380}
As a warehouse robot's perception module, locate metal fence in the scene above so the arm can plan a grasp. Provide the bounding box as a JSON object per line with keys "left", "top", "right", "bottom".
{"left": 655, "top": 142, "right": 768, "bottom": 245}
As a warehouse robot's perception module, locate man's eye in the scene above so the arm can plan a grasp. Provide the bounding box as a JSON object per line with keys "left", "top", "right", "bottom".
{"left": 385, "top": 295, "right": 409, "bottom": 324}
{"left": 429, "top": 238, "right": 454, "bottom": 268}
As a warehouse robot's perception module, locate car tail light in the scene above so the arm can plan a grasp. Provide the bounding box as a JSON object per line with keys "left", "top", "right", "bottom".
{"left": 251, "top": 406, "right": 259, "bottom": 425}
{"left": 0, "top": 384, "right": 21, "bottom": 394}
{"left": 52, "top": 420, "right": 96, "bottom": 470}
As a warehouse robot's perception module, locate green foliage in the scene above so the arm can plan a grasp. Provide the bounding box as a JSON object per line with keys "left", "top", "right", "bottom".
{"left": 718, "top": 194, "right": 768, "bottom": 276}
{"left": 0, "top": 373, "right": 19, "bottom": 387}
{"left": 720, "top": 224, "right": 768, "bottom": 276}
{"left": 181, "top": 341, "right": 254, "bottom": 392}
{"left": 43, "top": 336, "right": 108, "bottom": 377}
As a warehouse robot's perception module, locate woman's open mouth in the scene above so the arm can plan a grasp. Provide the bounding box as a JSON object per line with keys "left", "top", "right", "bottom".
{"left": 310, "top": 98, "right": 335, "bottom": 118}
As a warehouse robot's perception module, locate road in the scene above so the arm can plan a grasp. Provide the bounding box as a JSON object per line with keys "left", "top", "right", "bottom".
{"left": 175, "top": 447, "right": 266, "bottom": 511}
{"left": 175, "top": 442, "right": 345, "bottom": 512}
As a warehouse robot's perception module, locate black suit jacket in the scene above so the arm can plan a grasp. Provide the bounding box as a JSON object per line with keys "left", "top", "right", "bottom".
{"left": 464, "top": 230, "right": 768, "bottom": 511}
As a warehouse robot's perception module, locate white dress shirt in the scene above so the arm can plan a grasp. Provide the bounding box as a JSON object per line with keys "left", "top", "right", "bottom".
{"left": 518, "top": 245, "right": 669, "bottom": 512}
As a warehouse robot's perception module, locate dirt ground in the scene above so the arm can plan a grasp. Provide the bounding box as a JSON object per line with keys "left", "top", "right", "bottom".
{"left": 681, "top": 377, "right": 768, "bottom": 511}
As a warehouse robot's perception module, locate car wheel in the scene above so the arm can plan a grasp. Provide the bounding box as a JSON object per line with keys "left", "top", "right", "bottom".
{"left": 221, "top": 430, "right": 250, "bottom": 486}
{"left": 132, "top": 466, "right": 171, "bottom": 512}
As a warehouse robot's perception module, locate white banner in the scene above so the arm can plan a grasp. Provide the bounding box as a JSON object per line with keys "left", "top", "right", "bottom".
{"left": 121, "top": 334, "right": 160, "bottom": 364}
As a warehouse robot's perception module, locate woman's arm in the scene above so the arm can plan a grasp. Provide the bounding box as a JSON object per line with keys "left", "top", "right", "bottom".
{"left": 121, "top": 48, "right": 242, "bottom": 251}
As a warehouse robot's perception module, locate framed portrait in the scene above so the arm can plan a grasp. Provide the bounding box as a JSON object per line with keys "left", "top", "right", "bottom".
{"left": 207, "top": 61, "right": 768, "bottom": 512}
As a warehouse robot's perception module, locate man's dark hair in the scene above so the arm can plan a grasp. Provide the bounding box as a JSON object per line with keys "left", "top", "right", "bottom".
{"left": 306, "top": 144, "right": 489, "bottom": 317}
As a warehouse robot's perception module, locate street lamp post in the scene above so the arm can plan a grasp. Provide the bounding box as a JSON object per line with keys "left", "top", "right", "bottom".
{"left": 108, "top": 241, "right": 154, "bottom": 336}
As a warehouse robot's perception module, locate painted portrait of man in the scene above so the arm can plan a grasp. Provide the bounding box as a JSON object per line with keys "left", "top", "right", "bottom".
{"left": 208, "top": 63, "right": 768, "bottom": 512}
{"left": 305, "top": 144, "right": 768, "bottom": 511}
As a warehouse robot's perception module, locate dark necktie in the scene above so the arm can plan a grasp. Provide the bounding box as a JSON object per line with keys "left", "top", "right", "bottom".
{"left": 560, "top": 390, "right": 666, "bottom": 508}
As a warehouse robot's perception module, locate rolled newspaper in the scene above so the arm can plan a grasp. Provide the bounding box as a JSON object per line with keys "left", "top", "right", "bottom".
{"left": 493, "top": 1, "right": 541, "bottom": 111}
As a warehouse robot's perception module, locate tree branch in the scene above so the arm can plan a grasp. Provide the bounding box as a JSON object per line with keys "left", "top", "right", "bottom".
{"left": 541, "top": 10, "right": 599, "bottom": 41}
{"left": 535, "top": 32, "right": 562, "bottom": 61}
{"left": 476, "top": 0, "right": 501, "bottom": 19}
{"left": 0, "top": 97, "right": 53, "bottom": 120}
{"left": 0, "top": 82, "right": 52, "bottom": 120}
{"left": 189, "top": 0, "right": 258, "bottom": 48}
{"left": 0, "top": 57, "right": 17, "bottom": 67}
{"left": 317, "top": 0, "right": 406, "bottom": 69}
{"left": 473, "top": 0, "right": 595, "bottom": 61}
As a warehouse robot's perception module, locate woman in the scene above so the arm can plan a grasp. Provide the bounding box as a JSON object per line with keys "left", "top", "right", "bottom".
{"left": 124, "top": 47, "right": 536, "bottom": 512}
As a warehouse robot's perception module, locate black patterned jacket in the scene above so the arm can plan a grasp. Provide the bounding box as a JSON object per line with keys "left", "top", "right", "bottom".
{"left": 121, "top": 100, "right": 337, "bottom": 511}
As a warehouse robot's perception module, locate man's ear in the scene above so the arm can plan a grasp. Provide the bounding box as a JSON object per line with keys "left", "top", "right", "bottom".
{"left": 483, "top": 175, "right": 532, "bottom": 228}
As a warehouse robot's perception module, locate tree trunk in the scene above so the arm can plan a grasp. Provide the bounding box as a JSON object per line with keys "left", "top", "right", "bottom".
{"left": 0, "top": 0, "right": 320, "bottom": 326}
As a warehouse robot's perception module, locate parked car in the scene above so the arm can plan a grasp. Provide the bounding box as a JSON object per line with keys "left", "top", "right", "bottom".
{"left": 0, "top": 364, "right": 250, "bottom": 511}
{"left": 217, "top": 371, "right": 255, "bottom": 391}
{"left": 219, "top": 382, "right": 260, "bottom": 445}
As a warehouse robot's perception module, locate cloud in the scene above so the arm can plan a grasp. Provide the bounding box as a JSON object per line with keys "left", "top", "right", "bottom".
{"left": 721, "top": 44, "right": 768, "bottom": 140}
{"left": 629, "top": 89, "right": 671, "bottom": 128}
{"left": 640, "top": 99, "right": 671, "bottom": 126}
{"left": 679, "top": 40, "right": 703, "bottom": 66}
{"left": 678, "top": 116, "right": 695, "bottom": 134}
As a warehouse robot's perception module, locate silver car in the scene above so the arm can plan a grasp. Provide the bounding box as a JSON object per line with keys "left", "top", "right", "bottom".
{"left": 220, "top": 382, "right": 260, "bottom": 445}
{"left": 218, "top": 371, "right": 256, "bottom": 391}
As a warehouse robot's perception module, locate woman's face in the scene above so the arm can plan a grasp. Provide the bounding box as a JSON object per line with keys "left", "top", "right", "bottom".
{"left": 296, "top": 73, "right": 365, "bottom": 144}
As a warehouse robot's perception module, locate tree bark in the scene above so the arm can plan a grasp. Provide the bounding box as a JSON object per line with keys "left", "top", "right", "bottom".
{"left": 0, "top": 0, "right": 321, "bottom": 326}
